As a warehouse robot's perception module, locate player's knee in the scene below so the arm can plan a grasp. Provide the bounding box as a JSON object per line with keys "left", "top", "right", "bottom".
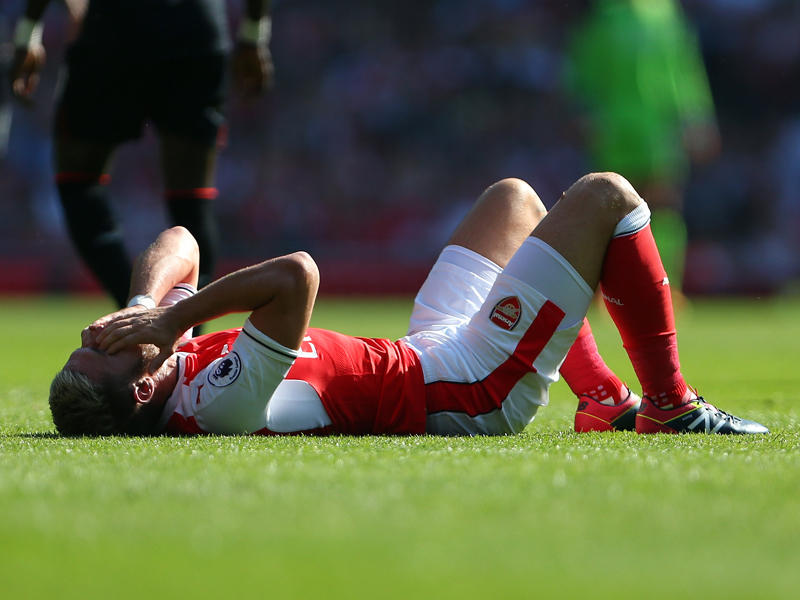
{"left": 491, "top": 177, "right": 531, "bottom": 193}
{"left": 488, "top": 178, "right": 547, "bottom": 216}
{"left": 568, "top": 172, "right": 642, "bottom": 220}
{"left": 165, "top": 226, "right": 200, "bottom": 254}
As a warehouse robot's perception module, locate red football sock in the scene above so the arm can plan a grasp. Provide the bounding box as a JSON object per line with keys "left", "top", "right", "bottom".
{"left": 600, "top": 224, "right": 687, "bottom": 408}
{"left": 560, "top": 319, "right": 626, "bottom": 405}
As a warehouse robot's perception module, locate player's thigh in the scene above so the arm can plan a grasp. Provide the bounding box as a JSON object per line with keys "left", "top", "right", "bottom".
{"left": 417, "top": 280, "right": 584, "bottom": 436}
{"left": 531, "top": 173, "right": 642, "bottom": 290}
{"left": 419, "top": 268, "right": 586, "bottom": 392}
{"left": 55, "top": 47, "right": 147, "bottom": 148}
{"left": 152, "top": 55, "right": 227, "bottom": 148}
{"left": 406, "top": 245, "right": 501, "bottom": 336}
{"left": 447, "top": 178, "right": 547, "bottom": 268}
{"left": 417, "top": 241, "right": 594, "bottom": 435}
{"left": 153, "top": 55, "right": 226, "bottom": 189}
{"left": 55, "top": 139, "right": 116, "bottom": 174}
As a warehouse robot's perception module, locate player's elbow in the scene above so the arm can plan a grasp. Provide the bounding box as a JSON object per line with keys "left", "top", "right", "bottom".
{"left": 164, "top": 226, "right": 200, "bottom": 280}
{"left": 167, "top": 226, "right": 199, "bottom": 250}
{"left": 281, "top": 251, "right": 320, "bottom": 303}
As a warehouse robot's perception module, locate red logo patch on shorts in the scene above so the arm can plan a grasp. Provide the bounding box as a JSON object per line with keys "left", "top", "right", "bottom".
{"left": 490, "top": 296, "right": 522, "bottom": 330}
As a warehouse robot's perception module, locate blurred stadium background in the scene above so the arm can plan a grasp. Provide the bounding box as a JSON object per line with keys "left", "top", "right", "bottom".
{"left": 1, "top": 0, "right": 799, "bottom": 296}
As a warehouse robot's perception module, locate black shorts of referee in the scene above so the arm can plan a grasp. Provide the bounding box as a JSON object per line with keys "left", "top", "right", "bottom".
{"left": 55, "top": 46, "right": 228, "bottom": 146}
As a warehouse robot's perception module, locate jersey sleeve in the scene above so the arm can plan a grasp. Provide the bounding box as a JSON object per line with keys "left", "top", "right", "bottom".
{"left": 191, "top": 319, "right": 300, "bottom": 434}
{"left": 159, "top": 283, "right": 197, "bottom": 307}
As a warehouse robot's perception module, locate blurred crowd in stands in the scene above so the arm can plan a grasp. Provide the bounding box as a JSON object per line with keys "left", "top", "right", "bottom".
{"left": 1, "top": 0, "right": 800, "bottom": 295}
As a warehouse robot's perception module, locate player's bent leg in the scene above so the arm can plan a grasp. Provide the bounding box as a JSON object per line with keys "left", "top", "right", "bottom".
{"left": 596, "top": 201, "right": 768, "bottom": 433}
{"left": 447, "top": 178, "right": 548, "bottom": 269}
{"left": 418, "top": 238, "right": 594, "bottom": 436}
{"left": 460, "top": 179, "right": 638, "bottom": 431}
{"left": 524, "top": 173, "right": 662, "bottom": 432}
{"left": 408, "top": 178, "right": 638, "bottom": 430}
{"left": 549, "top": 174, "right": 768, "bottom": 434}
{"left": 531, "top": 172, "right": 643, "bottom": 291}
{"left": 55, "top": 139, "right": 132, "bottom": 308}
{"left": 565, "top": 319, "right": 641, "bottom": 432}
{"left": 406, "top": 178, "right": 547, "bottom": 337}
{"left": 416, "top": 174, "right": 637, "bottom": 435}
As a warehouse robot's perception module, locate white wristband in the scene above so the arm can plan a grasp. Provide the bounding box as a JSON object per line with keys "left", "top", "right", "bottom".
{"left": 14, "top": 17, "right": 43, "bottom": 49}
{"left": 127, "top": 294, "right": 157, "bottom": 310}
{"left": 238, "top": 16, "right": 271, "bottom": 46}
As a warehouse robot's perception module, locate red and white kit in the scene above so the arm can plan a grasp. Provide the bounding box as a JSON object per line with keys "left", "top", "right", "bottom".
{"left": 154, "top": 322, "right": 427, "bottom": 436}
{"left": 153, "top": 205, "right": 650, "bottom": 436}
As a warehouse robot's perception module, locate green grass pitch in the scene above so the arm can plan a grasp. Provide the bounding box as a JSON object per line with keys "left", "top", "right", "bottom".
{"left": 1, "top": 295, "right": 799, "bottom": 599}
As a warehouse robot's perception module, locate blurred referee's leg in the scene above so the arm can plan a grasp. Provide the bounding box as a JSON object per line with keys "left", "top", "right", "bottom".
{"left": 159, "top": 131, "right": 219, "bottom": 293}
{"left": 56, "top": 139, "right": 132, "bottom": 309}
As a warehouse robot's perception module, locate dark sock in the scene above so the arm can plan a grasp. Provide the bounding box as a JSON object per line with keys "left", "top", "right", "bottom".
{"left": 165, "top": 190, "right": 219, "bottom": 289}
{"left": 167, "top": 189, "right": 219, "bottom": 337}
{"left": 57, "top": 173, "right": 131, "bottom": 308}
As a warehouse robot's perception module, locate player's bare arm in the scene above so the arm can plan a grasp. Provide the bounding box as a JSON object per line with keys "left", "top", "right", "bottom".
{"left": 95, "top": 246, "right": 319, "bottom": 373}
{"left": 232, "top": 0, "right": 274, "bottom": 96}
{"left": 128, "top": 226, "right": 201, "bottom": 302}
{"left": 10, "top": 0, "right": 87, "bottom": 105}
{"left": 81, "top": 226, "right": 200, "bottom": 348}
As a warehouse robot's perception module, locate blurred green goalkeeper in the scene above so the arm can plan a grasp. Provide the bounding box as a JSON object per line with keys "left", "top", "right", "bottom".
{"left": 566, "top": 0, "right": 720, "bottom": 301}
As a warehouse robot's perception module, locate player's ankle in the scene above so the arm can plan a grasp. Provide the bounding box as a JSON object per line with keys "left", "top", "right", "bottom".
{"left": 578, "top": 377, "right": 628, "bottom": 406}
{"left": 644, "top": 380, "right": 691, "bottom": 410}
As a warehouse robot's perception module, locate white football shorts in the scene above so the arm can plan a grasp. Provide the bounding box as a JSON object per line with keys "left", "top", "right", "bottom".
{"left": 402, "top": 240, "right": 593, "bottom": 435}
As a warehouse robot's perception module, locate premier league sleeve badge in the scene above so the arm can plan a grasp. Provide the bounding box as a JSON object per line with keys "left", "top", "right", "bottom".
{"left": 207, "top": 352, "right": 242, "bottom": 387}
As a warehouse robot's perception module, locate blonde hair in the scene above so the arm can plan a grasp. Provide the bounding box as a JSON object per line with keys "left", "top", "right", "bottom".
{"left": 49, "top": 369, "right": 136, "bottom": 436}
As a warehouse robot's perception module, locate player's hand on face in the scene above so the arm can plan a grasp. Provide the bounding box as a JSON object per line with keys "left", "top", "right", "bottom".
{"left": 94, "top": 307, "right": 184, "bottom": 369}
{"left": 82, "top": 306, "right": 147, "bottom": 348}
{"left": 232, "top": 43, "right": 273, "bottom": 98}
{"left": 10, "top": 45, "right": 46, "bottom": 106}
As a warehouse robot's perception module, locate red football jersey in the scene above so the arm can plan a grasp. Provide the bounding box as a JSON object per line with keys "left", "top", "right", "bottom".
{"left": 159, "top": 327, "right": 427, "bottom": 436}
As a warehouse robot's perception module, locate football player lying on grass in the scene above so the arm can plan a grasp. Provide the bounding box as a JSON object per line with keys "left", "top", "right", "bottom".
{"left": 50, "top": 174, "right": 768, "bottom": 437}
